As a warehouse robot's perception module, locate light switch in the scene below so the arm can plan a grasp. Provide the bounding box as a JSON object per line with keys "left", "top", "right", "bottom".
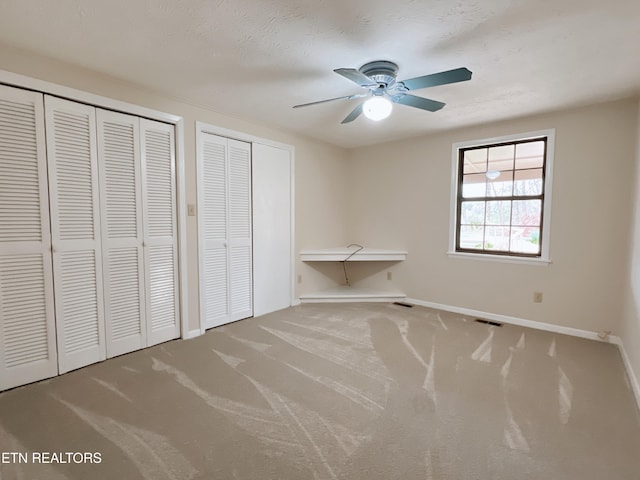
{"left": 187, "top": 204, "right": 196, "bottom": 216}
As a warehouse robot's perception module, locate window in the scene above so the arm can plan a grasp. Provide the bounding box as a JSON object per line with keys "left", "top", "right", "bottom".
{"left": 450, "top": 130, "right": 554, "bottom": 262}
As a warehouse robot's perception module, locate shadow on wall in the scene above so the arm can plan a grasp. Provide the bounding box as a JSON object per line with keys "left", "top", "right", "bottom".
{"left": 304, "top": 260, "right": 401, "bottom": 287}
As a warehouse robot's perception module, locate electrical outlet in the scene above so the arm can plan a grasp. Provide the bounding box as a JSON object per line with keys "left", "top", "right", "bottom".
{"left": 187, "top": 204, "right": 196, "bottom": 216}
{"left": 297, "top": 275, "right": 302, "bottom": 284}
{"left": 387, "top": 271, "right": 392, "bottom": 281}
{"left": 533, "top": 291, "right": 543, "bottom": 303}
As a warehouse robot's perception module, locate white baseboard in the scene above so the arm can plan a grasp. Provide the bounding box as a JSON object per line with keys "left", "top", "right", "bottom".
{"left": 610, "top": 336, "right": 640, "bottom": 412}
{"left": 406, "top": 297, "right": 640, "bottom": 411}
{"left": 406, "top": 298, "right": 615, "bottom": 343}
{"left": 183, "top": 329, "right": 202, "bottom": 340}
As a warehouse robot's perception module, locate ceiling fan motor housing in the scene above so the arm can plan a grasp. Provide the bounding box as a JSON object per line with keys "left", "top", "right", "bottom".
{"left": 359, "top": 60, "right": 399, "bottom": 87}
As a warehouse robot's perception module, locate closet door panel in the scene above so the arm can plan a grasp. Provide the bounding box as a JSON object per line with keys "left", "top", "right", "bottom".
{"left": 45, "top": 96, "right": 105, "bottom": 374}
{"left": 0, "top": 86, "right": 57, "bottom": 391}
{"left": 97, "top": 110, "right": 146, "bottom": 357}
{"left": 198, "top": 133, "right": 229, "bottom": 328}
{"left": 140, "top": 119, "right": 179, "bottom": 345}
{"left": 227, "top": 139, "right": 252, "bottom": 321}
{"left": 252, "top": 144, "right": 292, "bottom": 316}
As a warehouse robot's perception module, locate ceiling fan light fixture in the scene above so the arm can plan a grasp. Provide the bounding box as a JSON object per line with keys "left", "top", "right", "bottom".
{"left": 293, "top": 62, "right": 471, "bottom": 125}
{"left": 362, "top": 96, "right": 392, "bottom": 121}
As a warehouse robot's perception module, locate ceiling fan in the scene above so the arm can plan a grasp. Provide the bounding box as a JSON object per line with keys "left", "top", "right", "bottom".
{"left": 293, "top": 60, "right": 472, "bottom": 124}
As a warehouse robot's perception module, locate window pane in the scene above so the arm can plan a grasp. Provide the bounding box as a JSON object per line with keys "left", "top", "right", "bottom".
{"left": 486, "top": 200, "right": 511, "bottom": 225}
{"left": 463, "top": 148, "right": 487, "bottom": 174}
{"left": 485, "top": 226, "right": 510, "bottom": 251}
{"left": 510, "top": 227, "right": 540, "bottom": 254}
{"left": 512, "top": 200, "right": 541, "bottom": 226}
{"left": 455, "top": 134, "right": 550, "bottom": 259}
{"left": 488, "top": 144, "right": 514, "bottom": 172}
{"left": 459, "top": 225, "right": 484, "bottom": 250}
{"left": 514, "top": 168, "right": 543, "bottom": 196}
{"left": 486, "top": 170, "right": 513, "bottom": 197}
{"left": 515, "top": 141, "right": 544, "bottom": 169}
{"left": 462, "top": 173, "right": 486, "bottom": 198}
{"left": 460, "top": 201, "right": 485, "bottom": 225}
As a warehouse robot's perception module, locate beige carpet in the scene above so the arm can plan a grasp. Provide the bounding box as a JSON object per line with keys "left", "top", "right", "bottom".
{"left": 1, "top": 302, "right": 639, "bottom": 479}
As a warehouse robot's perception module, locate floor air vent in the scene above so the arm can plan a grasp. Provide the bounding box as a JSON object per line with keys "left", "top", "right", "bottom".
{"left": 393, "top": 302, "right": 413, "bottom": 308}
{"left": 474, "top": 318, "right": 503, "bottom": 327}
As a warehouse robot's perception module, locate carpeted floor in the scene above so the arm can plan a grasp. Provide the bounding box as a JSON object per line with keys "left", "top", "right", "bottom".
{"left": 1, "top": 302, "right": 639, "bottom": 479}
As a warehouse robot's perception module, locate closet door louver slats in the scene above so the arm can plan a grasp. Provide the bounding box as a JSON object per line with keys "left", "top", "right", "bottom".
{"left": 198, "top": 133, "right": 252, "bottom": 329}
{"left": 2, "top": 286, "right": 49, "bottom": 364}
{"left": 1, "top": 86, "right": 182, "bottom": 391}
{"left": 97, "top": 110, "right": 146, "bottom": 357}
{"left": 1, "top": 257, "right": 49, "bottom": 364}
{"left": 199, "top": 133, "right": 229, "bottom": 328}
{"left": 0, "top": 114, "right": 41, "bottom": 241}
{"left": 0, "top": 86, "right": 57, "bottom": 390}
{"left": 45, "top": 96, "right": 106, "bottom": 374}
{"left": 229, "top": 246, "right": 252, "bottom": 317}
{"left": 227, "top": 140, "right": 252, "bottom": 321}
{"left": 141, "top": 119, "right": 179, "bottom": 345}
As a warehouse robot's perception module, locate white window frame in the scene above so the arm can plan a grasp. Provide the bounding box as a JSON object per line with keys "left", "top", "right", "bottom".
{"left": 448, "top": 129, "right": 555, "bottom": 265}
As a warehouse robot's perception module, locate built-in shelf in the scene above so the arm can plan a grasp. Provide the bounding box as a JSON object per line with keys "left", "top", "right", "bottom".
{"left": 299, "top": 286, "right": 406, "bottom": 303}
{"left": 299, "top": 247, "right": 407, "bottom": 262}
{"left": 299, "top": 246, "right": 408, "bottom": 302}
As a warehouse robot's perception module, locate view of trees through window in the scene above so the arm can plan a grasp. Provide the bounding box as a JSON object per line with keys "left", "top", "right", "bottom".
{"left": 456, "top": 137, "right": 547, "bottom": 256}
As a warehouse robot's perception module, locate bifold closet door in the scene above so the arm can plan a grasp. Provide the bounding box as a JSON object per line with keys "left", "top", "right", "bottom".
{"left": 97, "top": 110, "right": 146, "bottom": 357}
{"left": 0, "top": 85, "right": 58, "bottom": 391}
{"left": 198, "top": 133, "right": 252, "bottom": 329}
{"left": 140, "top": 119, "right": 180, "bottom": 345}
{"left": 45, "top": 96, "right": 106, "bottom": 374}
{"left": 199, "top": 133, "right": 229, "bottom": 328}
{"left": 227, "top": 139, "right": 253, "bottom": 321}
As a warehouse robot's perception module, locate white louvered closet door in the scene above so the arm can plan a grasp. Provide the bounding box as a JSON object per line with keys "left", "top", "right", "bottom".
{"left": 0, "top": 85, "right": 58, "bottom": 391}
{"left": 44, "top": 96, "right": 106, "bottom": 374}
{"left": 97, "top": 110, "right": 146, "bottom": 357}
{"left": 227, "top": 139, "right": 253, "bottom": 322}
{"left": 198, "top": 133, "right": 252, "bottom": 329}
{"left": 199, "top": 133, "right": 229, "bottom": 329}
{"left": 140, "top": 119, "right": 179, "bottom": 345}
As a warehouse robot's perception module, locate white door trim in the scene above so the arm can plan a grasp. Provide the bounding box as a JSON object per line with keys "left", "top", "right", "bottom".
{"left": 196, "top": 121, "right": 294, "bottom": 151}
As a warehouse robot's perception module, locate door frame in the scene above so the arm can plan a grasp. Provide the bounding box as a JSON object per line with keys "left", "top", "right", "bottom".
{"left": 0, "top": 69, "right": 190, "bottom": 341}
{"left": 196, "top": 121, "right": 295, "bottom": 334}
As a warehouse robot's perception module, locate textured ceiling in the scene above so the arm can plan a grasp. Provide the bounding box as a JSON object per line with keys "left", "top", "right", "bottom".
{"left": 0, "top": 0, "right": 639, "bottom": 148}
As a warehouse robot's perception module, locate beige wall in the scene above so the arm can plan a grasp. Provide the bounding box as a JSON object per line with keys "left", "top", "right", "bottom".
{"left": 347, "top": 99, "right": 638, "bottom": 334}
{"left": 3, "top": 42, "right": 640, "bottom": 359}
{"left": 621, "top": 99, "right": 640, "bottom": 391}
{"left": 0, "top": 43, "right": 350, "bottom": 332}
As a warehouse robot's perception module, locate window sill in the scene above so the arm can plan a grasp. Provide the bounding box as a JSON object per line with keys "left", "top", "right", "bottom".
{"left": 447, "top": 251, "right": 551, "bottom": 266}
